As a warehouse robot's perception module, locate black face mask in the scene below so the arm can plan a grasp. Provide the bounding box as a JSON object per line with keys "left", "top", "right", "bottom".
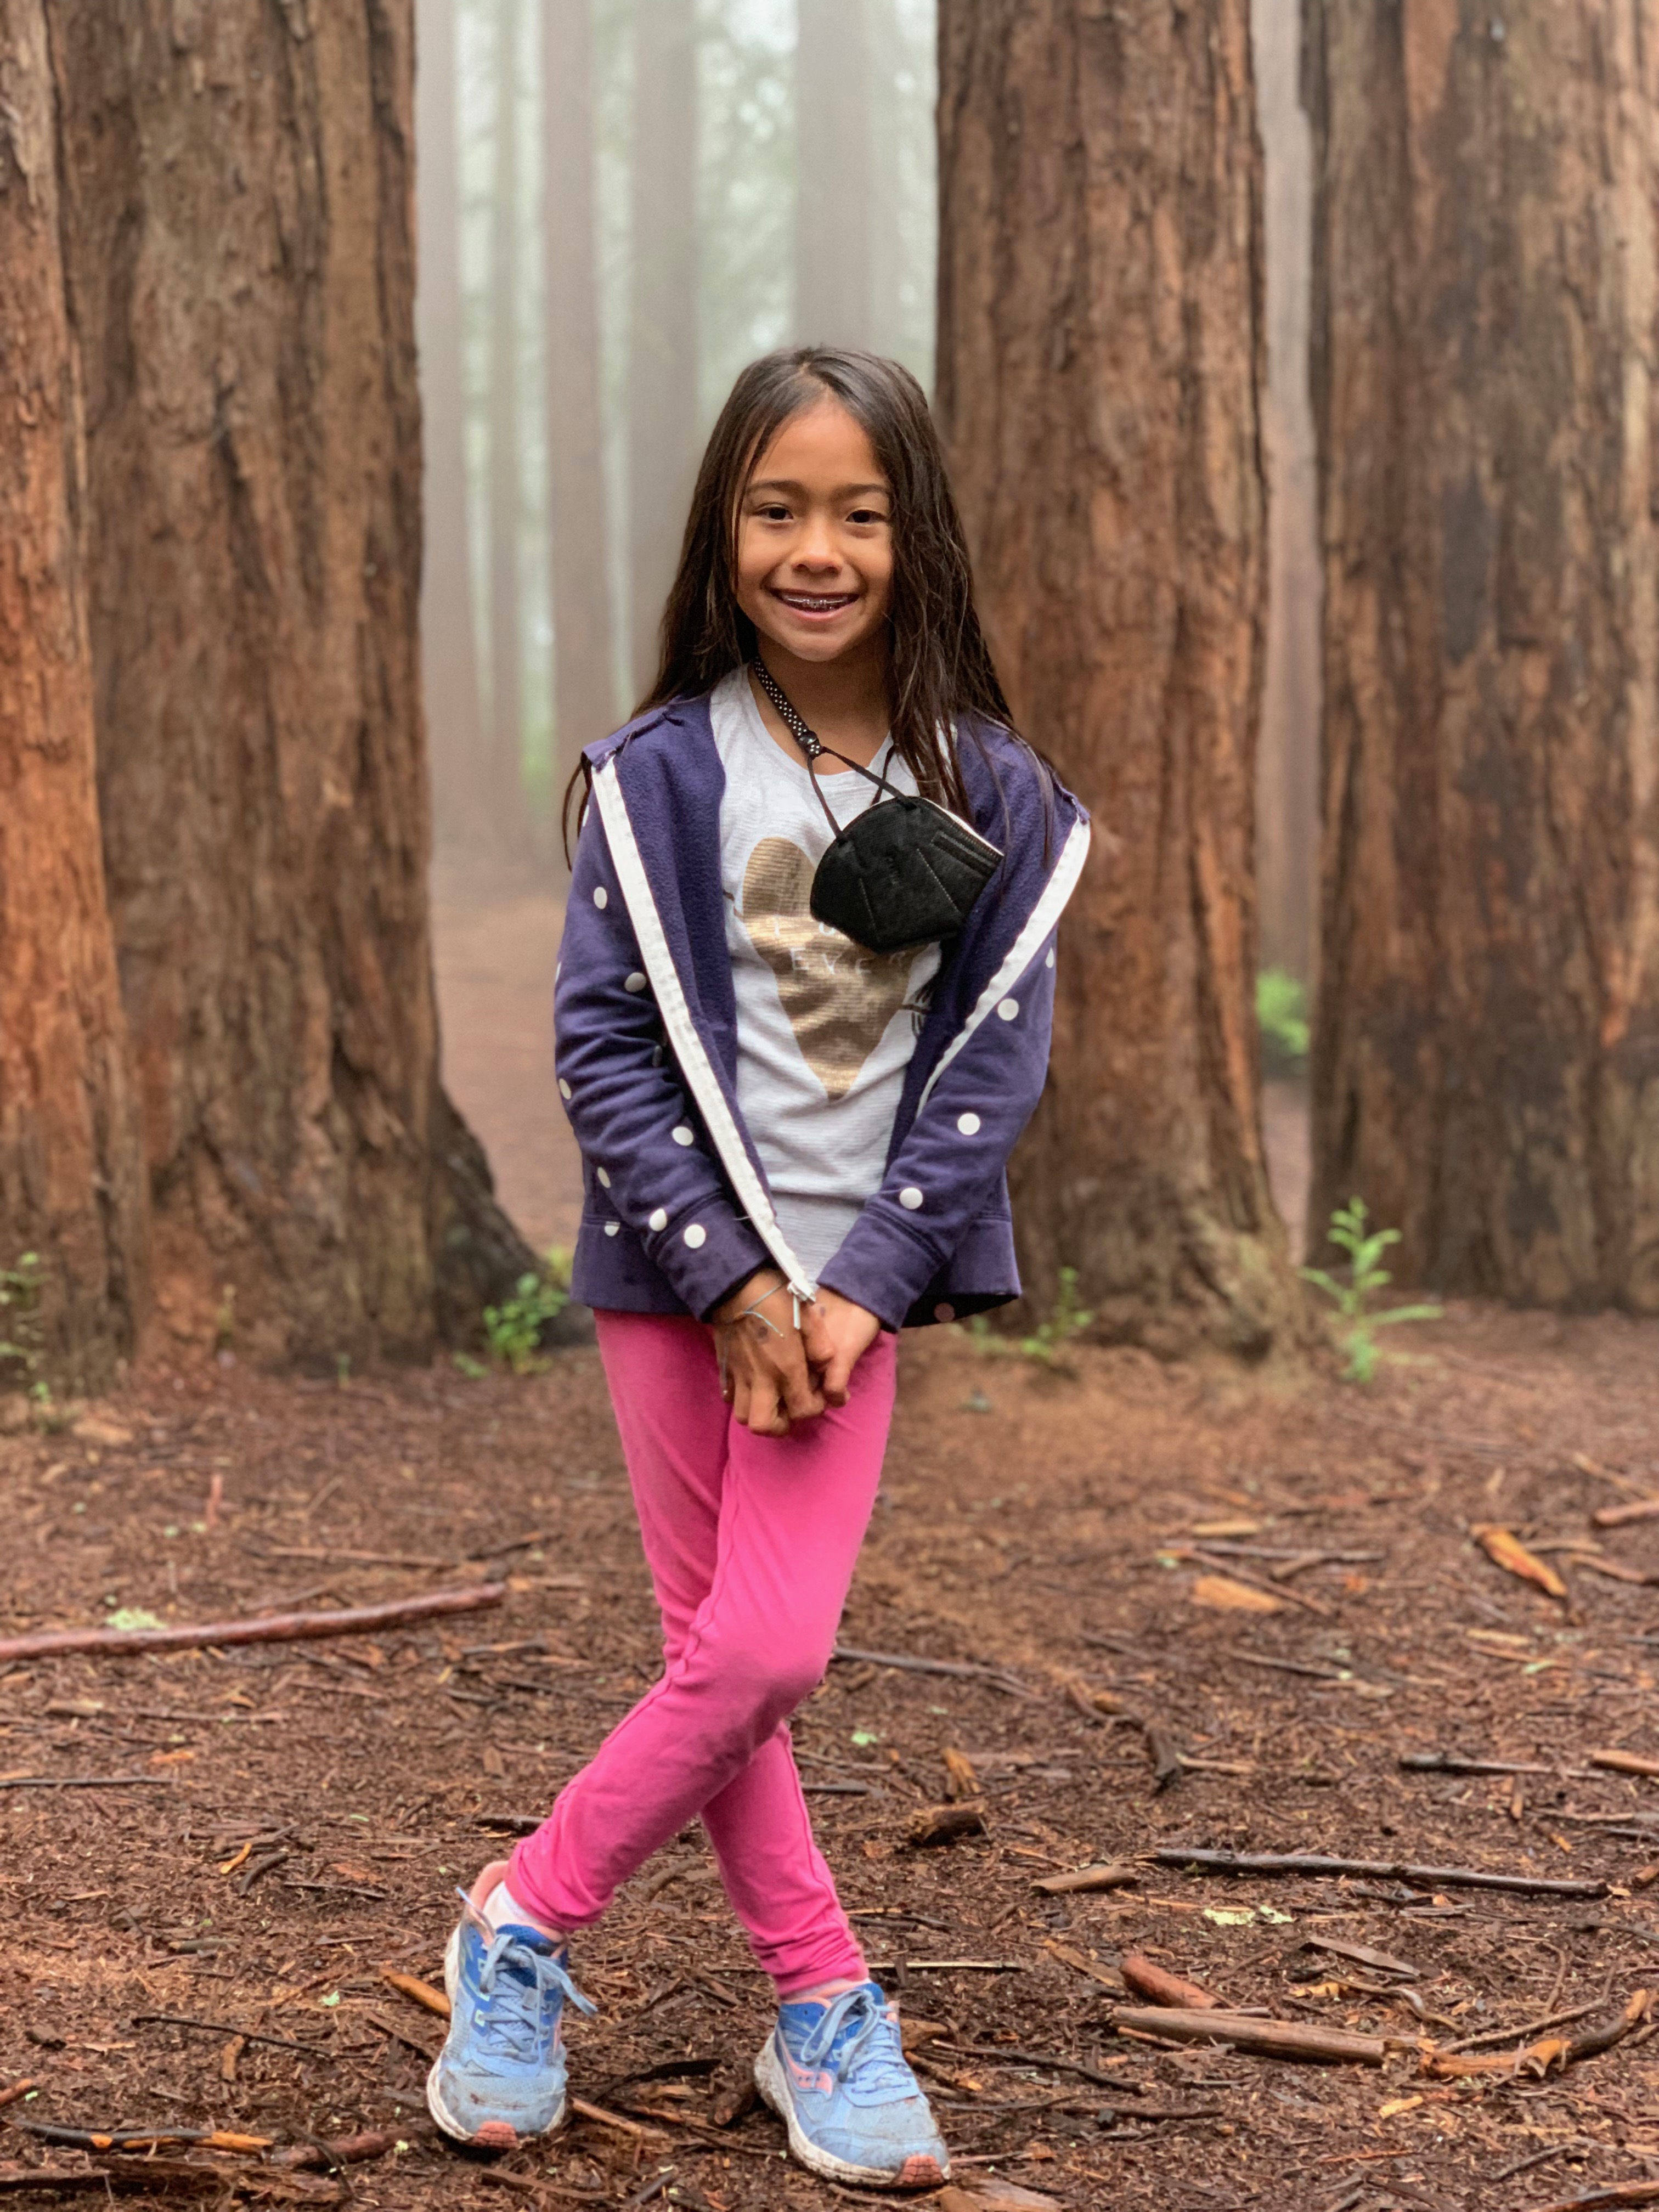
{"left": 749, "top": 662, "right": 1002, "bottom": 956}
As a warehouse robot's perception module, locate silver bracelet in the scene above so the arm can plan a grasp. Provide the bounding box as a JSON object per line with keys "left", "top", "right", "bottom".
{"left": 733, "top": 1282, "right": 803, "bottom": 1335}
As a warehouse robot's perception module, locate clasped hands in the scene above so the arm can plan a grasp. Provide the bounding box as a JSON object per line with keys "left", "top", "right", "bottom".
{"left": 711, "top": 1269, "right": 881, "bottom": 1436}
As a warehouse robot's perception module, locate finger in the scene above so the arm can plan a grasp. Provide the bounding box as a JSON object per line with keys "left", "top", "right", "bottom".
{"left": 775, "top": 1344, "right": 825, "bottom": 1422}
{"left": 820, "top": 1347, "right": 853, "bottom": 1407}
{"left": 798, "top": 1304, "right": 834, "bottom": 1369}
{"left": 748, "top": 1374, "right": 788, "bottom": 1437}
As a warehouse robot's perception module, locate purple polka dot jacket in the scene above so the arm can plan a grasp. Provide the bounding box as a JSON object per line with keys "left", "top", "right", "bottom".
{"left": 555, "top": 691, "right": 1090, "bottom": 1332}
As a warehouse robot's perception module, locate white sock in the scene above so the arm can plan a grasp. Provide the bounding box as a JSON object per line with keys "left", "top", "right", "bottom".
{"left": 482, "top": 1877, "right": 539, "bottom": 1934}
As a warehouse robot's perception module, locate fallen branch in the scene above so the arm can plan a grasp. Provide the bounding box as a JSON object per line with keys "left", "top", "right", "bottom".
{"left": 380, "top": 1968, "right": 450, "bottom": 2018}
{"left": 0, "top": 1775, "right": 171, "bottom": 1791}
{"left": 1591, "top": 1750, "right": 1659, "bottom": 1781}
{"left": 1030, "top": 1861, "right": 1139, "bottom": 1897}
{"left": 133, "top": 2012, "right": 328, "bottom": 2057}
{"left": 1153, "top": 1847, "right": 1607, "bottom": 1899}
{"left": 1438, "top": 1999, "right": 1604, "bottom": 2056}
{"left": 7, "top": 2122, "right": 270, "bottom": 2152}
{"left": 1110, "top": 2006, "right": 1385, "bottom": 2066}
{"left": 1592, "top": 1498, "right": 1659, "bottom": 1531}
{"left": 1525, "top": 2182, "right": 1659, "bottom": 2211}
{"left": 831, "top": 1644, "right": 1035, "bottom": 1697}
{"left": 0, "top": 1585, "right": 506, "bottom": 1663}
{"left": 1401, "top": 1753, "right": 1553, "bottom": 1778}
{"left": 1425, "top": 1990, "right": 1650, "bottom": 2080}
{"left": 0, "top": 2087, "right": 37, "bottom": 2113}
{"left": 1120, "top": 1953, "right": 1218, "bottom": 2009}
{"left": 273, "top": 2126, "right": 430, "bottom": 2170}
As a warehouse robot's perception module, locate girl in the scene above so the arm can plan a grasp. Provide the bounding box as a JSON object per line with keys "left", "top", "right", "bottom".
{"left": 427, "top": 348, "right": 1089, "bottom": 2190}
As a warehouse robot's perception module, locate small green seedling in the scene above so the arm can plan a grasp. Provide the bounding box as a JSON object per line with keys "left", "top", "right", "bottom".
{"left": 1301, "top": 1198, "right": 1442, "bottom": 1383}
{"left": 483, "top": 1248, "right": 572, "bottom": 1375}
{"left": 967, "top": 1265, "right": 1093, "bottom": 1369}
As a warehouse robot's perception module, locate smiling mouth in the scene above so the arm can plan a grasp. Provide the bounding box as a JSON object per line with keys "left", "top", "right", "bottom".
{"left": 771, "top": 590, "right": 858, "bottom": 615}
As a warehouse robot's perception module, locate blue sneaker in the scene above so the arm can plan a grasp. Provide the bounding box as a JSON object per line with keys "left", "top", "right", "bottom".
{"left": 755, "top": 1981, "right": 950, "bottom": 2188}
{"left": 426, "top": 1881, "right": 595, "bottom": 2149}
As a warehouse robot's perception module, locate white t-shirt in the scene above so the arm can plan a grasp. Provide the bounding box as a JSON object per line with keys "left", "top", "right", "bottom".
{"left": 709, "top": 667, "right": 941, "bottom": 1279}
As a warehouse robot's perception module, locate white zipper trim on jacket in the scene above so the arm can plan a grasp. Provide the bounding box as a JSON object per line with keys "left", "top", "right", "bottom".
{"left": 917, "top": 816, "right": 1091, "bottom": 1110}
{"left": 590, "top": 755, "right": 819, "bottom": 1301}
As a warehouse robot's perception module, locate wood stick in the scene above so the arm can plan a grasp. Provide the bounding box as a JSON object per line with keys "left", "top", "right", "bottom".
{"left": 1109, "top": 2005, "right": 1386, "bottom": 2066}
{"left": 1437, "top": 1998, "right": 1602, "bottom": 2055}
{"left": 1030, "top": 1861, "right": 1139, "bottom": 1896}
{"left": 1426, "top": 1991, "right": 1650, "bottom": 2079}
{"left": 1592, "top": 1498, "right": 1659, "bottom": 1530}
{"left": 380, "top": 1967, "right": 450, "bottom": 2017}
{"left": 1526, "top": 2182, "right": 1659, "bottom": 2211}
{"left": 1592, "top": 1750, "right": 1659, "bottom": 1780}
{"left": 0, "top": 2082, "right": 38, "bottom": 2111}
{"left": 0, "top": 1774, "right": 173, "bottom": 1791}
{"left": 1120, "top": 1953, "right": 1218, "bottom": 2009}
{"left": 132, "top": 2011, "right": 328, "bottom": 2056}
{"left": 0, "top": 1584, "right": 506, "bottom": 1662}
{"left": 831, "top": 1644, "right": 1034, "bottom": 1696}
{"left": 932, "top": 2042, "right": 1130, "bottom": 2090}
{"left": 1400, "top": 1752, "right": 1553, "bottom": 1778}
{"left": 1300, "top": 1936, "right": 1418, "bottom": 1980}
{"left": 1152, "top": 1846, "right": 1607, "bottom": 1898}
{"left": 272, "top": 2126, "right": 431, "bottom": 2170}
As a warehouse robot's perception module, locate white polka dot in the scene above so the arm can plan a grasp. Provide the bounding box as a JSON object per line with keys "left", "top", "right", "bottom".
{"left": 934, "top": 1302, "right": 956, "bottom": 1323}
{"left": 1045, "top": 947, "right": 1056, "bottom": 968}
{"left": 899, "top": 1186, "right": 924, "bottom": 1211}
{"left": 957, "top": 1112, "right": 981, "bottom": 1136}
{"left": 672, "top": 1125, "right": 694, "bottom": 1147}
{"left": 555, "top": 961, "right": 562, "bottom": 981}
{"left": 648, "top": 1207, "right": 668, "bottom": 1232}
{"left": 558, "top": 1077, "right": 572, "bottom": 1100}
{"left": 603, "top": 1221, "right": 619, "bottom": 1238}
{"left": 684, "top": 1223, "right": 706, "bottom": 1249}
{"left": 625, "top": 971, "right": 648, "bottom": 993}
{"left": 997, "top": 997, "right": 1019, "bottom": 1021}
{"left": 592, "top": 885, "right": 608, "bottom": 909}
{"left": 596, "top": 1167, "right": 611, "bottom": 1188}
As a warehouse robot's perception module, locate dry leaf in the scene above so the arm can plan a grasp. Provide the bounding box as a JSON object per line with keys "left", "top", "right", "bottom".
{"left": 943, "top": 1747, "right": 980, "bottom": 1799}
{"left": 1471, "top": 1525, "right": 1567, "bottom": 1600}
{"left": 1191, "top": 1572, "right": 1285, "bottom": 1615}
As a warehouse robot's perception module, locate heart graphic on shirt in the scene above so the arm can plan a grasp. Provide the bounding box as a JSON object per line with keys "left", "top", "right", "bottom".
{"left": 739, "top": 838, "right": 915, "bottom": 1102}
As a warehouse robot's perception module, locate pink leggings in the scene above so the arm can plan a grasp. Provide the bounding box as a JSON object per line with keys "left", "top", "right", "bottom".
{"left": 509, "top": 1311, "right": 896, "bottom": 1994}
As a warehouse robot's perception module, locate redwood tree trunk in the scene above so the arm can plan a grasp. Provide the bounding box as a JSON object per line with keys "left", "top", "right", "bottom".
{"left": 49, "top": 0, "right": 532, "bottom": 1363}
{"left": 543, "top": 0, "right": 616, "bottom": 801}
{"left": 487, "top": 0, "right": 526, "bottom": 847}
{"left": 415, "top": 0, "right": 489, "bottom": 851}
{"left": 627, "top": 0, "right": 699, "bottom": 697}
{"left": 936, "top": 0, "right": 1298, "bottom": 1357}
{"left": 0, "top": 0, "right": 146, "bottom": 1391}
{"left": 1306, "top": 2, "right": 1659, "bottom": 1308}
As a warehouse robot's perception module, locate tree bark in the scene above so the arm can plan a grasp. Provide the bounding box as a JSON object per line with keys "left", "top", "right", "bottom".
{"left": 487, "top": 0, "right": 526, "bottom": 846}
{"left": 49, "top": 0, "right": 533, "bottom": 1363}
{"left": 543, "top": 0, "right": 616, "bottom": 805}
{"left": 415, "top": 0, "right": 489, "bottom": 851}
{"left": 1252, "top": 0, "right": 1319, "bottom": 991}
{"left": 627, "top": 0, "right": 700, "bottom": 699}
{"left": 1306, "top": 2, "right": 1659, "bottom": 1308}
{"left": 0, "top": 0, "right": 146, "bottom": 1391}
{"left": 794, "top": 0, "right": 873, "bottom": 349}
{"left": 936, "top": 0, "right": 1299, "bottom": 1357}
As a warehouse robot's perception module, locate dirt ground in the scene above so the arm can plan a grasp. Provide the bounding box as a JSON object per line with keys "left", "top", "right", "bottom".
{"left": 4, "top": 877, "right": 1659, "bottom": 2212}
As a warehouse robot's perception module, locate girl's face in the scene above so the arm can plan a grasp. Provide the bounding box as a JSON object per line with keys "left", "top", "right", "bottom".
{"left": 735, "top": 398, "right": 894, "bottom": 668}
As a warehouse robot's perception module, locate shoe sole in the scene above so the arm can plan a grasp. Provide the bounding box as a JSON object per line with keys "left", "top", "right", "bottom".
{"left": 425, "top": 1923, "right": 568, "bottom": 2151}
{"left": 753, "top": 2036, "right": 949, "bottom": 2191}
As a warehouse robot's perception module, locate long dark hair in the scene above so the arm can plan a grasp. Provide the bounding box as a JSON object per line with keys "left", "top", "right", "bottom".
{"left": 565, "top": 347, "right": 1017, "bottom": 851}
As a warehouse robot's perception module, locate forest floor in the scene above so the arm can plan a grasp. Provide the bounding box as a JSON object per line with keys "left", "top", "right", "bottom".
{"left": 3, "top": 871, "right": 1659, "bottom": 2212}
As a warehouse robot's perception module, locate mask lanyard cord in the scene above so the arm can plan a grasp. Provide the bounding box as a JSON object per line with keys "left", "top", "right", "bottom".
{"left": 749, "top": 661, "right": 901, "bottom": 837}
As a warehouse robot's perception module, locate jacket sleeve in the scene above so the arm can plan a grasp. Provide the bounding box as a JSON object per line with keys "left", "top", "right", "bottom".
{"left": 554, "top": 802, "right": 772, "bottom": 1319}
{"left": 815, "top": 934, "right": 1059, "bottom": 1330}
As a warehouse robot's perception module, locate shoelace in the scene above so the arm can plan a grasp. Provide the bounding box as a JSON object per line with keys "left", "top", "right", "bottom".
{"left": 793, "top": 1985, "right": 916, "bottom": 2098}
{"left": 459, "top": 1891, "right": 595, "bottom": 2066}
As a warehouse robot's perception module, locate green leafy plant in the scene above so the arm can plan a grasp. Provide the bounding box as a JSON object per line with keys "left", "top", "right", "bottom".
{"left": 1257, "top": 968, "right": 1310, "bottom": 1077}
{"left": 0, "top": 1253, "right": 43, "bottom": 1385}
{"left": 1301, "top": 1199, "right": 1442, "bottom": 1383}
{"left": 483, "top": 1248, "right": 573, "bottom": 1375}
{"left": 967, "top": 1266, "right": 1093, "bottom": 1369}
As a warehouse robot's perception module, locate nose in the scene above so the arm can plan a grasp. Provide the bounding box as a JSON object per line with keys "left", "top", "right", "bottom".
{"left": 790, "top": 510, "right": 843, "bottom": 574}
